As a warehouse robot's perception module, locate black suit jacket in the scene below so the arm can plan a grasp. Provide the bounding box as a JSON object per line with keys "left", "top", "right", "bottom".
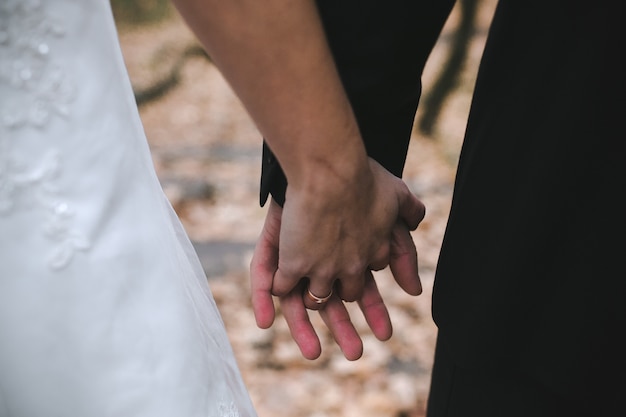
{"left": 433, "top": 0, "right": 626, "bottom": 411}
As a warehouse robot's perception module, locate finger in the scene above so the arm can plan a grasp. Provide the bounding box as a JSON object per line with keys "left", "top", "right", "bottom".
{"left": 389, "top": 222, "right": 422, "bottom": 296}
{"left": 250, "top": 238, "right": 278, "bottom": 328}
{"left": 280, "top": 286, "right": 322, "bottom": 360}
{"left": 334, "top": 274, "right": 365, "bottom": 303}
{"left": 397, "top": 187, "right": 426, "bottom": 231}
{"left": 303, "top": 277, "right": 336, "bottom": 310}
{"left": 357, "top": 271, "right": 393, "bottom": 341}
{"left": 272, "top": 267, "right": 303, "bottom": 297}
{"left": 368, "top": 242, "right": 390, "bottom": 271}
{"left": 262, "top": 199, "right": 303, "bottom": 298}
{"left": 319, "top": 296, "right": 363, "bottom": 361}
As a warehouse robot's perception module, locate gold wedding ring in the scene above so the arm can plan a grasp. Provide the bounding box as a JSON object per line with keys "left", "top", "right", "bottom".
{"left": 306, "top": 288, "right": 333, "bottom": 305}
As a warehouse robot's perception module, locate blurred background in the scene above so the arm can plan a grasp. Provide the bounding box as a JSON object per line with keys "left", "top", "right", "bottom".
{"left": 112, "top": 1, "right": 496, "bottom": 415}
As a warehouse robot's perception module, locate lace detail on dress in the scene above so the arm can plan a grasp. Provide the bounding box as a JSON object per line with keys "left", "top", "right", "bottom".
{"left": 218, "top": 401, "right": 242, "bottom": 417}
{"left": 0, "top": 0, "right": 89, "bottom": 270}
{"left": 0, "top": 0, "right": 74, "bottom": 129}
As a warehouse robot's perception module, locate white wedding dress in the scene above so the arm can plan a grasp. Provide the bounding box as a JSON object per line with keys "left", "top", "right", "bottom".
{"left": 0, "top": 0, "right": 256, "bottom": 416}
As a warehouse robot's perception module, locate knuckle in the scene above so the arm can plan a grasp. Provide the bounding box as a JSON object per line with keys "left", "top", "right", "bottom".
{"left": 279, "top": 259, "right": 310, "bottom": 279}
{"left": 342, "top": 257, "right": 368, "bottom": 278}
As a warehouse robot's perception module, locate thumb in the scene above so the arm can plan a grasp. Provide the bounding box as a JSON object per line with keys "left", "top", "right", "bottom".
{"left": 249, "top": 200, "right": 283, "bottom": 328}
{"left": 397, "top": 185, "right": 425, "bottom": 231}
{"left": 250, "top": 236, "right": 278, "bottom": 328}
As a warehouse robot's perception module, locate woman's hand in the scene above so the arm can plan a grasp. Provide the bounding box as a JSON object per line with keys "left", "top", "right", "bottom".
{"left": 274, "top": 158, "right": 425, "bottom": 307}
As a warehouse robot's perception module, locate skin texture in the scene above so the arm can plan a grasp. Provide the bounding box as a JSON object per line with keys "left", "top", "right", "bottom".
{"left": 172, "top": 0, "right": 425, "bottom": 359}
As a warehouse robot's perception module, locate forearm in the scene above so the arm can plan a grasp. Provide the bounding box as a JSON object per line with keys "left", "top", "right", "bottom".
{"left": 172, "top": 0, "right": 370, "bottom": 192}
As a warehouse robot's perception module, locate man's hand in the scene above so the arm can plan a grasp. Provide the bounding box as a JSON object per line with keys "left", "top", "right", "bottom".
{"left": 250, "top": 166, "right": 425, "bottom": 360}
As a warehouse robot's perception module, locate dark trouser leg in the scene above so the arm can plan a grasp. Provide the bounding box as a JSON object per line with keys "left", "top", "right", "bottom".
{"left": 426, "top": 333, "right": 591, "bottom": 417}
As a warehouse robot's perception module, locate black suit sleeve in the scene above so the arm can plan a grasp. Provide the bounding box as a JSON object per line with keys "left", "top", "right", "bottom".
{"left": 259, "top": 0, "right": 454, "bottom": 206}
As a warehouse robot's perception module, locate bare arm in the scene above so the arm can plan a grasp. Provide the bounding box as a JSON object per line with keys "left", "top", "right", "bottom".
{"left": 172, "top": 0, "right": 369, "bottom": 188}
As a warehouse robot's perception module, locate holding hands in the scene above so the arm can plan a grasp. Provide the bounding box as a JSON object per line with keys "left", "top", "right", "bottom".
{"left": 250, "top": 159, "right": 425, "bottom": 360}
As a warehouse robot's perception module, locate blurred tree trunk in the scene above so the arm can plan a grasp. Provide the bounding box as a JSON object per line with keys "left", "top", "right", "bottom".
{"left": 134, "top": 44, "right": 211, "bottom": 107}
{"left": 417, "top": 0, "right": 479, "bottom": 137}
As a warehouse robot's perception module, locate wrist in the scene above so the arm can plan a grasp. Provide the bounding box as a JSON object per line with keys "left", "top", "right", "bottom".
{"left": 284, "top": 148, "right": 374, "bottom": 212}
